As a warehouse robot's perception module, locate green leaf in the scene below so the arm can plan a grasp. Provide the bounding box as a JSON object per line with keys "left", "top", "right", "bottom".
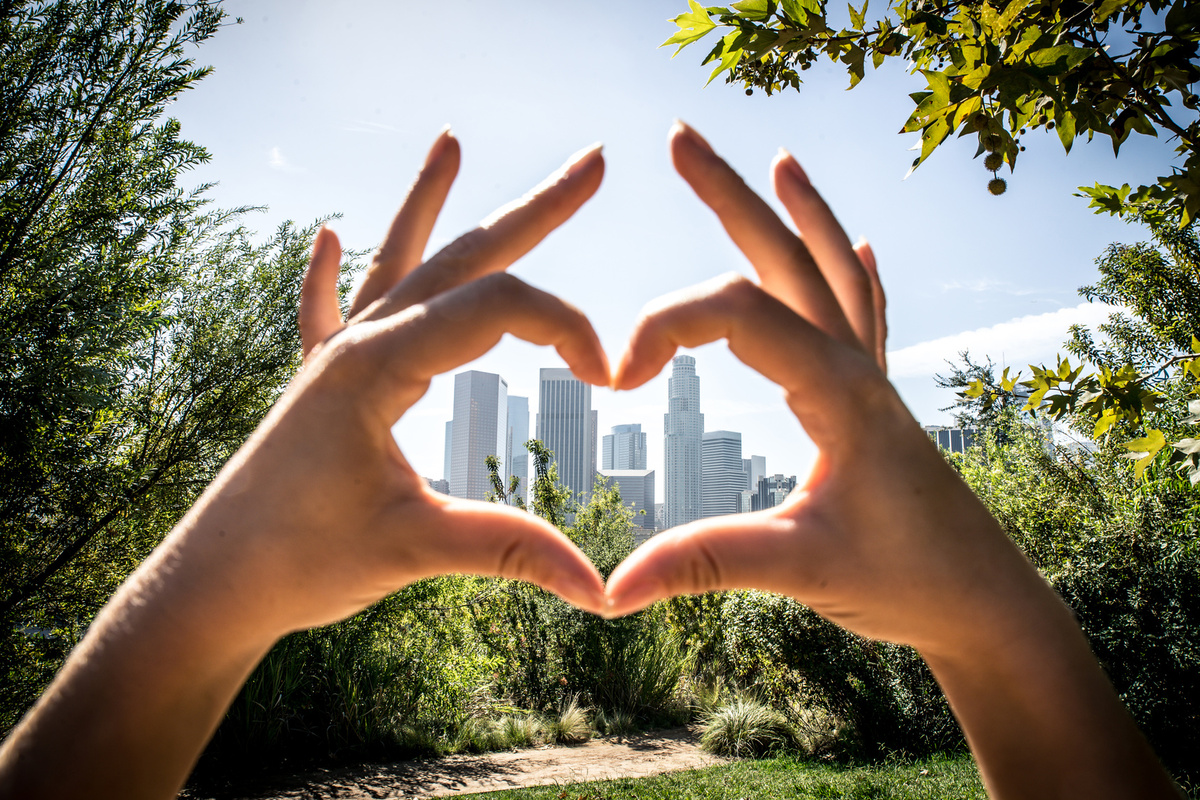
{"left": 706, "top": 31, "right": 745, "bottom": 85}
{"left": 848, "top": 0, "right": 867, "bottom": 30}
{"left": 1092, "top": 0, "right": 1124, "bottom": 22}
{"left": 996, "top": 0, "right": 1033, "bottom": 32}
{"left": 1055, "top": 108, "right": 1076, "bottom": 153}
{"left": 732, "top": 0, "right": 774, "bottom": 20}
{"left": 1026, "top": 44, "right": 1092, "bottom": 70}
{"left": 1125, "top": 429, "right": 1166, "bottom": 481}
{"left": 663, "top": 0, "right": 718, "bottom": 54}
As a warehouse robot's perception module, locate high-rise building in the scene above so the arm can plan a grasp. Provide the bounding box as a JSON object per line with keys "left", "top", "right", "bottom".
{"left": 702, "top": 430, "right": 744, "bottom": 517}
{"left": 742, "top": 455, "right": 766, "bottom": 491}
{"left": 536, "top": 368, "right": 596, "bottom": 502}
{"left": 507, "top": 396, "right": 530, "bottom": 505}
{"left": 664, "top": 355, "right": 703, "bottom": 529}
{"left": 443, "top": 421, "right": 453, "bottom": 482}
{"left": 597, "top": 468, "right": 656, "bottom": 541}
{"left": 449, "top": 370, "right": 508, "bottom": 502}
{"left": 601, "top": 423, "right": 647, "bottom": 470}
{"left": 922, "top": 425, "right": 977, "bottom": 454}
{"left": 752, "top": 474, "right": 798, "bottom": 511}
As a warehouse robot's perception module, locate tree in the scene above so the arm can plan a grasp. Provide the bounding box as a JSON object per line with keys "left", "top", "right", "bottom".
{"left": 0, "top": 1, "right": 357, "bottom": 730}
{"left": 665, "top": 0, "right": 1200, "bottom": 221}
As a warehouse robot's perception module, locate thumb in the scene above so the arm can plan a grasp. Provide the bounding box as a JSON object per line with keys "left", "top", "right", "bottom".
{"left": 405, "top": 497, "right": 607, "bottom": 614}
{"left": 603, "top": 508, "right": 814, "bottom": 618}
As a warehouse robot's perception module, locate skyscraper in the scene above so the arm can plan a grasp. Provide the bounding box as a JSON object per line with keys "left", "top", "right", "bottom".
{"left": 753, "top": 474, "right": 798, "bottom": 511}
{"left": 536, "top": 368, "right": 596, "bottom": 502}
{"left": 507, "top": 395, "right": 530, "bottom": 505}
{"left": 443, "top": 421, "right": 453, "bottom": 482}
{"left": 449, "top": 370, "right": 508, "bottom": 502}
{"left": 664, "top": 354, "right": 703, "bottom": 529}
{"left": 742, "top": 455, "right": 766, "bottom": 491}
{"left": 702, "top": 430, "right": 743, "bottom": 517}
{"left": 601, "top": 423, "right": 647, "bottom": 470}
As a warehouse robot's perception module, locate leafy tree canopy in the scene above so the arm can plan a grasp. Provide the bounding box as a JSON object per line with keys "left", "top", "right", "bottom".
{"left": 666, "top": 0, "right": 1200, "bottom": 222}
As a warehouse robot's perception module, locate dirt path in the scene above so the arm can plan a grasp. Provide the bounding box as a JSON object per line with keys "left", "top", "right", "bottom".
{"left": 189, "top": 728, "right": 726, "bottom": 799}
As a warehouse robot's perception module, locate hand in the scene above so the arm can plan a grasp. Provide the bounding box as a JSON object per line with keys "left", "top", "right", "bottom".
{"left": 182, "top": 130, "right": 612, "bottom": 641}
{"left": 605, "top": 122, "right": 1041, "bottom": 658}
{"left": 0, "top": 131, "right": 612, "bottom": 800}
{"left": 603, "top": 123, "right": 1179, "bottom": 800}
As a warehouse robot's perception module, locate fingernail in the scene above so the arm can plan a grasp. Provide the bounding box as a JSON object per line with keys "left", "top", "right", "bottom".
{"left": 776, "top": 147, "right": 810, "bottom": 186}
{"left": 424, "top": 125, "right": 455, "bottom": 167}
{"left": 671, "top": 119, "right": 715, "bottom": 155}
{"left": 605, "top": 581, "right": 659, "bottom": 618}
{"left": 563, "top": 142, "right": 604, "bottom": 178}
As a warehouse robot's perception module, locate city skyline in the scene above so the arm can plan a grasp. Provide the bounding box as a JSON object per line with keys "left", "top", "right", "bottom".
{"left": 434, "top": 357, "right": 798, "bottom": 521}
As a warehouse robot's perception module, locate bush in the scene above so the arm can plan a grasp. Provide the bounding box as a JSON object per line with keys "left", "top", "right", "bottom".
{"left": 701, "top": 697, "right": 796, "bottom": 758}
{"left": 547, "top": 696, "right": 592, "bottom": 744}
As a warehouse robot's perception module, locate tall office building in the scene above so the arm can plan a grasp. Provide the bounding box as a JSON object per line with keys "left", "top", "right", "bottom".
{"left": 443, "top": 421, "right": 453, "bottom": 482}
{"left": 536, "top": 368, "right": 596, "bottom": 502}
{"left": 449, "top": 370, "right": 508, "bottom": 502}
{"left": 664, "top": 355, "right": 703, "bottom": 529}
{"left": 753, "top": 474, "right": 798, "bottom": 511}
{"left": 602, "top": 423, "right": 647, "bottom": 470}
{"left": 702, "top": 430, "right": 744, "bottom": 517}
{"left": 742, "top": 455, "right": 766, "bottom": 491}
{"left": 507, "top": 396, "right": 530, "bottom": 505}
{"left": 922, "top": 425, "right": 977, "bottom": 454}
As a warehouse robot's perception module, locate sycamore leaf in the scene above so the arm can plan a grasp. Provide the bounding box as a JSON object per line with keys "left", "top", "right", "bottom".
{"left": 706, "top": 31, "right": 745, "bottom": 85}
{"left": 997, "top": 0, "right": 1033, "bottom": 32}
{"left": 1174, "top": 437, "right": 1200, "bottom": 455}
{"left": 1093, "top": 0, "right": 1124, "bottom": 22}
{"left": 732, "top": 0, "right": 774, "bottom": 20}
{"left": 849, "top": 0, "right": 867, "bottom": 30}
{"left": 1125, "top": 428, "right": 1167, "bottom": 481}
{"left": 1056, "top": 108, "right": 1076, "bottom": 153}
{"left": 1027, "top": 44, "right": 1092, "bottom": 70}
{"left": 664, "top": 0, "right": 718, "bottom": 54}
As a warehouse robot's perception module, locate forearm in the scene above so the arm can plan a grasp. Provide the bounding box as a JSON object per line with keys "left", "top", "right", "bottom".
{"left": 0, "top": 530, "right": 278, "bottom": 800}
{"left": 922, "top": 584, "right": 1181, "bottom": 800}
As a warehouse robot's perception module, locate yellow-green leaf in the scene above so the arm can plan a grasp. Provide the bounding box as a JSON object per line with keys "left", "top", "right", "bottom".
{"left": 663, "top": 0, "right": 718, "bottom": 54}
{"left": 1125, "top": 428, "right": 1167, "bottom": 481}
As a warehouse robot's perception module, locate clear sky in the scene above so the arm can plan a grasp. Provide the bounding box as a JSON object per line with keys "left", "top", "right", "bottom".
{"left": 168, "top": 0, "right": 1177, "bottom": 493}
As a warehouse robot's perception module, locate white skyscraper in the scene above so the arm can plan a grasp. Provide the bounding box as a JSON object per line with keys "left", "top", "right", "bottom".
{"left": 443, "top": 421, "right": 453, "bottom": 482}
{"left": 449, "top": 370, "right": 508, "bottom": 502}
{"left": 742, "top": 455, "right": 766, "bottom": 491}
{"left": 536, "top": 368, "right": 596, "bottom": 503}
{"left": 664, "top": 355, "right": 703, "bottom": 529}
{"left": 507, "top": 395, "right": 530, "bottom": 505}
{"left": 702, "top": 430, "right": 743, "bottom": 518}
{"left": 601, "top": 423, "right": 647, "bottom": 470}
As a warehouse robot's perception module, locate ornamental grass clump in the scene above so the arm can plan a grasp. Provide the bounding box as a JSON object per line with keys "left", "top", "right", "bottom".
{"left": 700, "top": 697, "right": 797, "bottom": 758}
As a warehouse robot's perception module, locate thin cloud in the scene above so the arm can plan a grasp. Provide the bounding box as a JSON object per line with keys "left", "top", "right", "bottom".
{"left": 939, "top": 278, "right": 1043, "bottom": 296}
{"left": 887, "top": 302, "right": 1122, "bottom": 379}
{"left": 267, "top": 146, "right": 301, "bottom": 172}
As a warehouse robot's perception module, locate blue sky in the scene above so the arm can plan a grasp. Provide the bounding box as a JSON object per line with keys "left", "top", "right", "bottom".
{"left": 169, "top": 0, "right": 1176, "bottom": 491}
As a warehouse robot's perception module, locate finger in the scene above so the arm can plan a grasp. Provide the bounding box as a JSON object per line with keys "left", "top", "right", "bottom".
{"left": 355, "top": 143, "right": 605, "bottom": 321}
{"left": 299, "top": 226, "right": 345, "bottom": 361}
{"left": 404, "top": 497, "right": 607, "bottom": 614}
{"left": 668, "top": 122, "right": 859, "bottom": 348}
{"left": 603, "top": 512, "right": 811, "bottom": 618}
{"left": 612, "top": 274, "right": 895, "bottom": 450}
{"left": 854, "top": 238, "right": 888, "bottom": 373}
{"left": 345, "top": 273, "right": 609, "bottom": 422}
{"left": 350, "top": 128, "right": 461, "bottom": 316}
{"left": 772, "top": 149, "right": 877, "bottom": 356}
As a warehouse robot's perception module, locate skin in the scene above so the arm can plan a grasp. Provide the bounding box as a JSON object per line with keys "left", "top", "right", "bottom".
{"left": 0, "top": 125, "right": 1182, "bottom": 800}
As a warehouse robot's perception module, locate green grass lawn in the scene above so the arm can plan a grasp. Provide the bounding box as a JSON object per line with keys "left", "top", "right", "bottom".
{"left": 472, "top": 754, "right": 986, "bottom": 800}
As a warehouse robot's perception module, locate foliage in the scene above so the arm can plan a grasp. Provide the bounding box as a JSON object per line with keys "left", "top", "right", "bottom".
{"left": 956, "top": 219, "right": 1200, "bottom": 483}
{"left": 720, "top": 591, "right": 961, "bottom": 760}
{"left": 700, "top": 696, "right": 797, "bottom": 758}
{"left": 486, "top": 454, "right": 526, "bottom": 508}
{"left": 525, "top": 439, "right": 575, "bottom": 527}
{"left": 666, "top": 0, "right": 1200, "bottom": 219}
{"left": 951, "top": 414, "right": 1200, "bottom": 785}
